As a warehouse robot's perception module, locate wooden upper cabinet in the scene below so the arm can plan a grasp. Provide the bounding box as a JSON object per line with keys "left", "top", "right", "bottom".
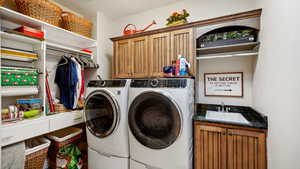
{"left": 194, "top": 125, "right": 227, "bottom": 169}
{"left": 227, "top": 129, "right": 267, "bottom": 169}
{"left": 170, "top": 28, "right": 196, "bottom": 76}
{"left": 113, "top": 28, "right": 196, "bottom": 78}
{"left": 131, "top": 37, "right": 149, "bottom": 78}
{"left": 113, "top": 39, "right": 132, "bottom": 78}
{"left": 149, "top": 33, "right": 171, "bottom": 77}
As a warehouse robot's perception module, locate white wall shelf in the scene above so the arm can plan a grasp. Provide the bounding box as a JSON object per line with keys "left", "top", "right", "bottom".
{"left": 1, "top": 86, "right": 39, "bottom": 96}
{"left": 0, "top": 7, "right": 97, "bottom": 49}
{"left": 197, "top": 42, "right": 259, "bottom": 60}
{"left": 0, "top": 31, "right": 42, "bottom": 45}
{"left": 0, "top": 110, "right": 84, "bottom": 147}
{"left": 197, "top": 50, "right": 258, "bottom": 60}
{"left": 197, "top": 42, "right": 259, "bottom": 55}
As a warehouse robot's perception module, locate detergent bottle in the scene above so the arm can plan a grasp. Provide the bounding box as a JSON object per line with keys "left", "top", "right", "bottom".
{"left": 179, "top": 55, "right": 189, "bottom": 76}
{"left": 175, "top": 55, "right": 181, "bottom": 76}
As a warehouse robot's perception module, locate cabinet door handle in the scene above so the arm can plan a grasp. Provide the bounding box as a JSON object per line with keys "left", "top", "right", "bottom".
{"left": 228, "top": 132, "right": 233, "bottom": 136}
{"left": 221, "top": 131, "right": 227, "bottom": 135}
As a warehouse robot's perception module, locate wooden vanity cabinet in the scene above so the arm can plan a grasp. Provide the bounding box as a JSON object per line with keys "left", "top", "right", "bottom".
{"left": 194, "top": 122, "right": 267, "bottom": 169}
{"left": 194, "top": 125, "right": 227, "bottom": 169}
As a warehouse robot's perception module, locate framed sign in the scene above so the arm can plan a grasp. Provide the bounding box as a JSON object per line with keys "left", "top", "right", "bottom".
{"left": 204, "top": 72, "right": 243, "bottom": 97}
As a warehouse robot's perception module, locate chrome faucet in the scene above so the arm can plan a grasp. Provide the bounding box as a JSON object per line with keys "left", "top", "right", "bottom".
{"left": 221, "top": 102, "right": 225, "bottom": 112}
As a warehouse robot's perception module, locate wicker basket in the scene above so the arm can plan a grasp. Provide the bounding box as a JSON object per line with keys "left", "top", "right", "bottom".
{"left": 14, "top": 0, "right": 62, "bottom": 26}
{"left": 61, "top": 11, "right": 93, "bottom": 38}
{"left": 25, "top": 137, "right": 51, "bottom": 169}
{"left": 47, "top": 127, "right": 83, "bottom": 150}
{"left": 0, "top": 0, "right": 4, "bottom": 6}
{"left": 54, "top": 103, "right": 67, "bottom": 113}
{"left": 47, "top": 127, "right": 83, "bottom": 169}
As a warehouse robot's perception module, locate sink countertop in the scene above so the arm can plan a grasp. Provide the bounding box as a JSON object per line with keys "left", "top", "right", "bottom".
{"left": 194, "top": 104, "right": 268, "bottom": 129}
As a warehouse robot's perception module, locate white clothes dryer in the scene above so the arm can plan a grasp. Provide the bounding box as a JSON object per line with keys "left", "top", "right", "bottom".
{"left": 128, "top": 79, "right": 194, "bottom": 169}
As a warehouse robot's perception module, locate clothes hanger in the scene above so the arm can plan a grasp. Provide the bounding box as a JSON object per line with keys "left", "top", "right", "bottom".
{"left": 75, "top": 57, "right": 84, "bottom": 70}
{"left": 57, "top": 56, "right": 69, "bottom": 67}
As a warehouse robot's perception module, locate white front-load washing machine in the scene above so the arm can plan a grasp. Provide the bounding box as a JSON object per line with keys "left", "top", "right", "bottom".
{"left": 128, "top": 79, "right": 194, "bottom": 169}
{"left": 84, "top": 80, "right": 131, "bottom": 169}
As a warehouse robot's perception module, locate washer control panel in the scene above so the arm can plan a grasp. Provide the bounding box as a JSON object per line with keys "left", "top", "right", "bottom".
{"left": 88, "top": 80, "right": 127, "bottom": 87}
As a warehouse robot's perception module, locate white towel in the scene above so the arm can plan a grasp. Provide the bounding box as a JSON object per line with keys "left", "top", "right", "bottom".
{"left": 1, "top": 142, "right": 25, "bottom": 169}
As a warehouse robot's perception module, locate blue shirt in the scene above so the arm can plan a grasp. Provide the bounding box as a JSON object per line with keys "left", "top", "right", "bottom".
{"left": 55, "top": 57, "right": 78, "bottom": 109}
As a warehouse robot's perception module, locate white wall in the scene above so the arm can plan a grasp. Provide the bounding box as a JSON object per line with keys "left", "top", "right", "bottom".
{"left": 253, "top": 0, "right": 300, "bottom": 169}
{"left": 97, "top": 12, "right": 115, "bottom": 79}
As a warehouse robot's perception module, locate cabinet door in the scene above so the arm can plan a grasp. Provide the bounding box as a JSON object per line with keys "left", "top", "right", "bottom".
{"left": 131, "top": 37, "right": 149, "bottom": 78}
{"left": 149, "top": 33, "right": 171, "bottom": 77}
{"left": 194, "top": 125, "right": 227, "bottom": 169}
{"left": 227, "top": 129, "right": 267, "bottom": 169}
{"left": 113, "top": 39, "right": 132, "bottom": 78}
{"left": 170, "top": 28, "right": 196, "bottom": 76}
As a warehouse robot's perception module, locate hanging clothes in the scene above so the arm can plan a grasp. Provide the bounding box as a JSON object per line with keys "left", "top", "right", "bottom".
{"left": 71, "top": 57, "right": 82, "bottom": 109}
{"left": 80, "top": 71, "right": 85, "bottom": 99}
{"left": 55, "top": 56, "right": 79, "bottom": 110}
{"left": 75, "top": 57, "right": 85, "bottom": 109}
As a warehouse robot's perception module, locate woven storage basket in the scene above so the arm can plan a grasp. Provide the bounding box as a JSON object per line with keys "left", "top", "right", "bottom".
{"left": 47, "top": 127, "right": 83, "bottom": 150}
{"left": 14, "top": 0, "right": 62, "bottom": 26}
{"left": 25, "top": 137, "right": 51, "bottom": 169}
{"left": 61, "top": 11, "right": 93, "bottom": 38}
{"left": 54, "top": 103, "right": 67, "bottom": 113}
{"left": 47, "top": 127, "right": 83, "bottom": 169}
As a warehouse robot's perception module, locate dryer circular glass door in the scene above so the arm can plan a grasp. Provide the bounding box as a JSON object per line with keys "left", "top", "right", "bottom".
{"left": 128, "top": 92, "right": 181, "bottom": 150}
{"left": 85, "top": 91, "right": 119, "bottom": 138}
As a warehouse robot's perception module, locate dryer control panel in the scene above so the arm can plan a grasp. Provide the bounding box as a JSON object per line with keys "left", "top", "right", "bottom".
{"left": 130, "top": 79, "right": 188, "bottom": 88}
{"left": 88, "top": 80, "right": 127, "bottom": 87}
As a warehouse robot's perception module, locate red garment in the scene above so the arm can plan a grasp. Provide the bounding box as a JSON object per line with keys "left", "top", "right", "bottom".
{"left": 79, "top": 70, "right": 85, "bottom": 99}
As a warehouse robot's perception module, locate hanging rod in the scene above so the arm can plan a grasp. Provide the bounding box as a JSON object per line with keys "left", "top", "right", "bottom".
{"left": 46, "top": 46, "right": 91, "bottom": 58}
{"left": 46, "top": 42, "right": 92, "bottom": 58}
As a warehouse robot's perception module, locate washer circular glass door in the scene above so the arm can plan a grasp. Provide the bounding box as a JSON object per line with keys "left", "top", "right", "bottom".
{"left": 128, "top": 92, "right": 181, "bottom": 150}
{"left": 85, "top": 91, "right": 119, "bottom": 138}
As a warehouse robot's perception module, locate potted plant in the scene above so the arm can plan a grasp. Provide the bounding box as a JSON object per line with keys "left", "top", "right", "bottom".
{"left": 166, "top": 9, "right": 190, "bottom": 27}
